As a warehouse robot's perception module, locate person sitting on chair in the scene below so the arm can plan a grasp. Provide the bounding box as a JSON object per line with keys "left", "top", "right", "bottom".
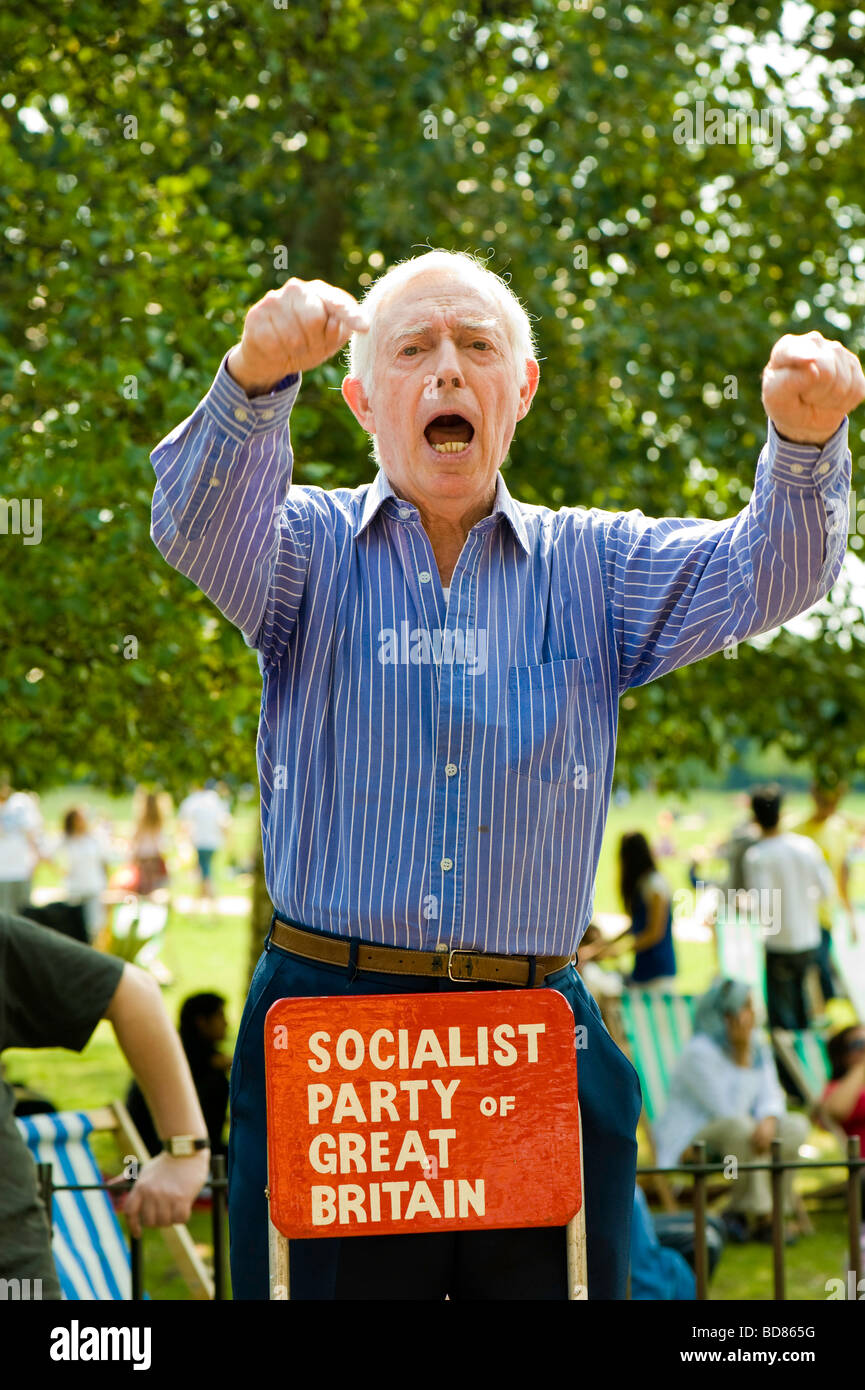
{"left": 823, "top": 1023, "right": 865, "bottom": 1159}
{"left": 654, "top": 978, "right": 808, "bottom": 1244}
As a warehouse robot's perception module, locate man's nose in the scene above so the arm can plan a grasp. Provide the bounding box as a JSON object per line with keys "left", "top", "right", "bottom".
{"left": 430, "top": 340, "right": 465, "bottom": 389}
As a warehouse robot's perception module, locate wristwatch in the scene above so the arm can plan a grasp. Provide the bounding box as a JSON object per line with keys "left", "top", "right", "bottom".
{"left": 161, "top": 1135, "right": 211, "bottom": 1157}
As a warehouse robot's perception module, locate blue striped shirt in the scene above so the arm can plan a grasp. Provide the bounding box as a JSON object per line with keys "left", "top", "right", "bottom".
{"left": 151, "top": 353, "right": 851, "bottom": 957}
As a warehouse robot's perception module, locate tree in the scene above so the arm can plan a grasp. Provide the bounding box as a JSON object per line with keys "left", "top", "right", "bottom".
{"left": 2, "top": 2, "right": 864, "bottom": 960}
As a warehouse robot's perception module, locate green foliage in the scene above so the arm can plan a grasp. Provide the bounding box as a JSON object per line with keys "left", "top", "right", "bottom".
{"left": 2, "top": 0, "right": 864, "bottom": 791}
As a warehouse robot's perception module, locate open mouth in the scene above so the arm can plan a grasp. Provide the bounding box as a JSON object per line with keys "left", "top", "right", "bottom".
{"left": 423, "top": 414, "right": 475, "bottom": 455}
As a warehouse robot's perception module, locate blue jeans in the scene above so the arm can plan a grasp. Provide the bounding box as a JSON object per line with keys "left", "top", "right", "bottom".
{"left": 228, "top": 932, "right": 642, "bottom": 1300}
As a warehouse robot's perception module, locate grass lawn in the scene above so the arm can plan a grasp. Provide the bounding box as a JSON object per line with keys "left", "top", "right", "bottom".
{"left": 5, "top": 784, "right": 863, "bottom": 1299}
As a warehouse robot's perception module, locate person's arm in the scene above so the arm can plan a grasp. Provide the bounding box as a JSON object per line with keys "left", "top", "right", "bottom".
{"left": 673, "top": 1037, "right": 735, "bottom": 1121}
{"left": 839, "top": 856, "right": 853, "bottom": 912}
{"left": 150, "top": 278, "right": 367, "bottom": 664}
{"left": 104, "top": 965, "right": 210, "bottom": 1236}
{"left": 822, "top": 1059, "right": 865, "bottom": 1125}
{"left": 602, "top": 334, "right": 862, "bottom": 692}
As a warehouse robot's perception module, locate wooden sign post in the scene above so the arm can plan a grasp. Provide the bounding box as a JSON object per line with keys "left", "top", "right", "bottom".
{"left": 265, "top": 989, "right": 586, "bottom": 1299}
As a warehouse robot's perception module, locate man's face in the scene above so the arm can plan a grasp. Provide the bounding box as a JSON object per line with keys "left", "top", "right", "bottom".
{"left": 342, "top": 270, "right": 539, "bottom": 515}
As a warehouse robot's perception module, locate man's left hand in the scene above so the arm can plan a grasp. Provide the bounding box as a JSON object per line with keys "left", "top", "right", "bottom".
{"left": 762, "top": 330, "right": 865, "bottom": 445}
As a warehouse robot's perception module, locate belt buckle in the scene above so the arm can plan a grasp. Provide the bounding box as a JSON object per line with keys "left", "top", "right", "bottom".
{"left": 447, "top": 949, "right": 475, "bottom": 982}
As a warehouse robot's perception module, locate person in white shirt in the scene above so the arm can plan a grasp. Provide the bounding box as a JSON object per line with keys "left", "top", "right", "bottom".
{"left": 654, "top": 978, "right": 808, "bottom": 1243}
{"left": 178, "top": 784, "right": 230, "bottom": 904}
{"left": 0, "top": 778, "right": 42, "bottom": 914}
{"left": 742, "top": 784, "right": 835, "bottom": 1030}
{"left": 58, "top": 807, "right": 108, "bottom": 942}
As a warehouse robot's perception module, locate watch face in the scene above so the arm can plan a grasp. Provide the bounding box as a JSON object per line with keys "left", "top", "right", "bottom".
{"left": 165, "top": 1137, "right": 196, "bottom": 1156}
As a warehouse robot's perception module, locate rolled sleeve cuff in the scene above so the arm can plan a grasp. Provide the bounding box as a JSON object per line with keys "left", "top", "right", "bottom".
{"left": 204, "top": 351, "right": 301, "bottom": 444}
{"left": 767, "top": 417, "right": 849, "bottom": 487}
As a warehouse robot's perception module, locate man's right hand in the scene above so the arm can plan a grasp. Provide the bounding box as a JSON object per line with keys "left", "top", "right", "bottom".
{"left": 227, "top": 277, "right": 369, "bottom": 397}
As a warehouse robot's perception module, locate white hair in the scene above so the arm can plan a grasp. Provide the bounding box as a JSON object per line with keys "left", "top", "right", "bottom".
{"left": 346, "top": 248, "right": 537, "bottom": 395}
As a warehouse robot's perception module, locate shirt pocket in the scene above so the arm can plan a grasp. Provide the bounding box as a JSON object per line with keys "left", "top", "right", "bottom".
{"left": 507, "top": 658, "right": 597, "bottom": 785}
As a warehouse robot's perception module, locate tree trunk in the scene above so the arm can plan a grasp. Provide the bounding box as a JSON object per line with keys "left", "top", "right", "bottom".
{"left": 247, "top": 830, "right": 272, "bottom": 991}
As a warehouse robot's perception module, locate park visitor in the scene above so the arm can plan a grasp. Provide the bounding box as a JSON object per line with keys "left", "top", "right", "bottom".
{"left": 794, "top": 780, "right": 858, "bottom": 998}
{"left": 57, "top": 806, "right": 109, "bottom": 943}
{"left": 654, "top": 979, "right": 808, "bottom": 1243}
{"left": 743, "top": 785, "right": 835, "bottom": 1030}
{"left": 0, "top": 912, "right": 210, "bottom": 1297}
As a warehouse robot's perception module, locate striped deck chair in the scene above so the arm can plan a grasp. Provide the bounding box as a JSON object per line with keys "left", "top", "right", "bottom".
{"left": 770, "top": 1029, "right": 836, "bottom": 1123}
{"left": 15, "top": 1102, "right": 212, "bottom": 1299}
{"left": 615, "top": 991, "right": 697, "bottom": 1211}
{"left": 16, "top": 1110, "right": 132, "bottom": 1299}
{"left": 618, "top": 991, "right": 697, "bottom": 1125}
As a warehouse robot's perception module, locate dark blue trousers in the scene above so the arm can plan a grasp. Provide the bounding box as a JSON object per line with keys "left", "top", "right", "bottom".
{"left": 228, "top": 934, "right": 642, "bottom": 1300}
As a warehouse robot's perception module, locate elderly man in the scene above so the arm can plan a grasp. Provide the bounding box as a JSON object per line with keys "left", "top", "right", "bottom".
{"left": 151, "top": 249, "right": 863, "bottom": 1300}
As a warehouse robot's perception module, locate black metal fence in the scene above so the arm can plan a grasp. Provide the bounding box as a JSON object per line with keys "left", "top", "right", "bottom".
{"left": 638, "top": 1136, "right": 864, "bottom": 1300}
{"left": 33, "top": 1140, "right": 863, "bottom": 1300}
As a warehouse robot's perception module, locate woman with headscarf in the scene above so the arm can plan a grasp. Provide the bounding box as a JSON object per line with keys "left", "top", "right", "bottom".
{"left": 653, "top": 978, "right": 809, "bottom": 1242}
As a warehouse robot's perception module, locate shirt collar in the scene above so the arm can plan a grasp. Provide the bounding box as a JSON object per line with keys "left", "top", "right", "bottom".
{"left": 356, "top": 468, "right": 530, "bottom": 556}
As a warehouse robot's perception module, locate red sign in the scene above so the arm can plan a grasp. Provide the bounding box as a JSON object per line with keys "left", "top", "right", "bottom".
{"left": 265, "top": 989, "right": 580, "bottom": 1239}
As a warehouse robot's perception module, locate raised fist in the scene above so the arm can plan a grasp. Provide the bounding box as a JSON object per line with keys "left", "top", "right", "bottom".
{"left": 762, "top": 330, "right": 865, "bottom": 445}
{"left": 227, "top": 277, "right": 369, "bottom": 396}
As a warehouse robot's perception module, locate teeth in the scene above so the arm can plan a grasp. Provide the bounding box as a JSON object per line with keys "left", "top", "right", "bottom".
{"left": 431, "top": 441, "right": 470, "bottom": 453}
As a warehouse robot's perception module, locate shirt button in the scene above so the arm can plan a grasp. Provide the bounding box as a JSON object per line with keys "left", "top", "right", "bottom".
{"left": 419, "top": 571, "right": 431, "bottom": 583}
{"left": 445, "top": 764, "right": 458, "bottom": 777}
{"left": 790, "top": 463, "right": 804, "bottom": 474}
{"left": 817, "top": 462, "right": 829, "bottom": 475}
{"left": 209, "top": 475, "right": 221, "bottom": 488}
{"left": 399, "top": 507, "right": 412, "bottom": 519}
{"left": 440, "top": 857, "right": 453, "bottom": 871}
{"left": 234, "top": 407, "right": 249, "bottom": 423}
{"left": 261, "top": 408, "right": 275, "bottom": 421}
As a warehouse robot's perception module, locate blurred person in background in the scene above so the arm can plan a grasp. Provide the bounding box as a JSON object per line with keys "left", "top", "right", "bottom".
{"left": 720, "top": 791, "right": 762, "bottom": 898}
{"left": 743, "top": 784, "right": 834, "bottom": 1030}
{"left": 794, "top": 780, "right": 858, "bottom": 998}
{"left": 0, "top": 775, "right": 43, "bottom": 915}
{"left": 127, "top": 992, "right": 231, "bottom": 1156}
{"left": 654, "top": 979, "right": 808, "bottom": 1243}
{"left": 56, "top": 807, "right": 108, "bottom": 943}
{"left": 130, "top": 791, "right": 170, "bottom": 898}
{"left": 178, "top": 781, "right": 231, "bottom": 908}
{"left": 593, "top": 832, "right": 677, "bottom": 990}
{"left": 823, "top": 1023, "right": 865, "bottom": 1162}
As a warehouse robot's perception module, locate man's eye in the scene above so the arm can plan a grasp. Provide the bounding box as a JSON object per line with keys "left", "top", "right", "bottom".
{"left": 401, "top": 345, "right": 420, "bottom": 357}
{"left": 472, "top": 341, "right": 491, "bottom": 351}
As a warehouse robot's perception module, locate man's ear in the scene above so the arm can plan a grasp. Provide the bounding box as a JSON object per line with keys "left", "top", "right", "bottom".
{"left": 342, "top": 376, "right": 376, "bottom": 434}
{"left": 516, "top": 359, "right": 540, "bottom": 421}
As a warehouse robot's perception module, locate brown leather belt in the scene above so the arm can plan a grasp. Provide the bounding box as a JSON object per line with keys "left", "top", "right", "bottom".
{"left": 269, "top": 917, "right": 572, "bottom": 988}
